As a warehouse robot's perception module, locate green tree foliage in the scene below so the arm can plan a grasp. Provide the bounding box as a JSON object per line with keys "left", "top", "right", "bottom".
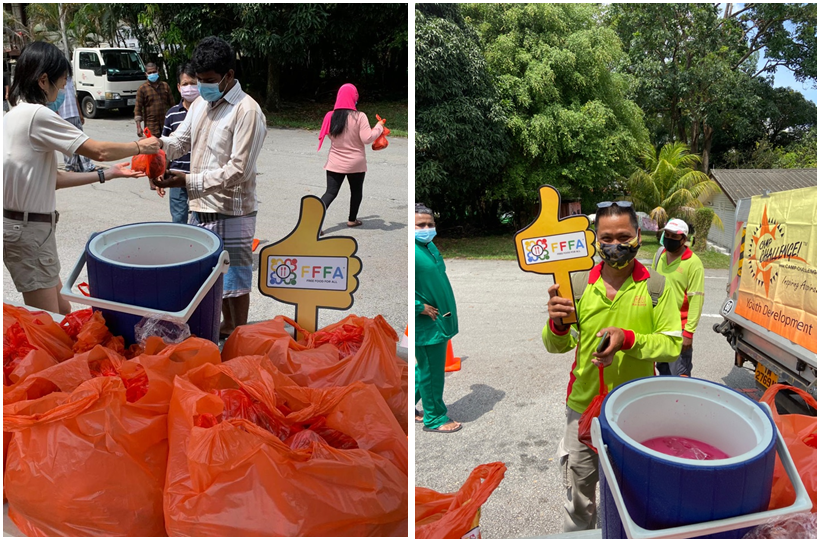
{"left": 692, "top": 207, "right": 715, "bottom": 252}
{"left": 609, "top": 3, "right": 817, "bottom": 173}
{"left": 463, "top": 3, "right": 648, "bottom": 221}
{"left": 415, "top": 4, "right": 509, "bottom": 227}
{"left": 625, "top": 142, "right": 722, "bottom": 230}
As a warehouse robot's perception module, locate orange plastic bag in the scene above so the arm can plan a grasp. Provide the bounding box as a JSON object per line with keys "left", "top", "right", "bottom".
{"left": 415, "top": 462, "right": 507, "bottom": 539}
{"left": 224, "top": 315, "right": 408, "bottom": 432}
{"left": 3, "top": 337, "right": 220, "bottom": 536}
{"left": 164, "top": 357, "right": 408, "bottom": 536}
{"left": 578, "top": 364, "right": 608, "bottom": 452}
{"left": 3, "top": 304, "right": 74, "bottom": 382}
{"left": 131, "top": 127, "right": 166, "bottom": 178}
{"left": 372, "top": 114, "right": 390, "bottom": 150}
{"left": 760, "top": 384, "right": 817, "bottom": 513}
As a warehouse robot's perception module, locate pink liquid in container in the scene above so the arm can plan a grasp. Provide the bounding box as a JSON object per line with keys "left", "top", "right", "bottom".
{"left": 642, "top": 436, "right": 730, "bottom": 461}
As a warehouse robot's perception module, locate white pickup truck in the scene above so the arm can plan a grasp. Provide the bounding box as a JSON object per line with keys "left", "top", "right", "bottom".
{"left": 713, "top": 186, "right": 817, "bottom": 414}
{"left": 72, "top": 47, "right": 147, "bottom": 118}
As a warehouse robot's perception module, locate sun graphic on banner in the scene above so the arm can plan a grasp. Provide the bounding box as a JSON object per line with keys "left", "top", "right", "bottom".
{"left": 746, "top": 205, "right": 784, "bottom": 298}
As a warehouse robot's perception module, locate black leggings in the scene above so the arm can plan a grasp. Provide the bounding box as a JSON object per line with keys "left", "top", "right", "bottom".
{"left": 321, "top": 171, "right": 365, "bottom": 222}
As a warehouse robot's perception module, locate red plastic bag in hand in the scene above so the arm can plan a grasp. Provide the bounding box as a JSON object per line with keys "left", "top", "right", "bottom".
{"left": 131, "top": 127, "right": 166, "bottom": 178}
{"left": 760, "top": 385, "right": 817, "bottom": 513}
{"left": 372, "top": 114, "right": 390, "bottom": 151}
{"left": 578, "top": 364, "right": 608, "bottom": 452}
{"left": 415, "top": 462, "right": 507, "bottom": 539}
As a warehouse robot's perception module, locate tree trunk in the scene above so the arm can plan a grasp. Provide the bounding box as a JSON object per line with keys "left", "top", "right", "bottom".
{"left": 58, "top": 3, "right": 70, "bottom": 58}
{"left": 701, "top": 122, "right": 714, "bottom": 174}
{"left": 266, "top": 56, "right": 281, "bottom": 112}
{"left": 690, "top": 120, "right": 700, "bottom": 154}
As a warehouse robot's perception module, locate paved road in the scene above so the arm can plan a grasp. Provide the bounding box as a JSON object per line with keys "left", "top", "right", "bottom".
{"left": 2, "top": 114, "right": 409, "bottom": 337}
{"left": 414, "top": 260, "right": 758, "bottom": 539}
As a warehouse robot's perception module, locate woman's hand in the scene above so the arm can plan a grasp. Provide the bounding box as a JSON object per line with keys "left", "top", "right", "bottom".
{"left": 421, "top": 304, "right": 439, "bottom": 321}
{"left": 138, "top": 136, "right": 160, "bottom": 154}
{"left": 107, "top": 162, "right": 144, "bottom": 179}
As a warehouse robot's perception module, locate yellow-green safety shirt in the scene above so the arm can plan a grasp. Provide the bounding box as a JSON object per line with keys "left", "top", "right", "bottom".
{"left": 543, "top": 260, "right": 683, "bottom": 414}
{"left": 653, "top": 247, "right": 705, "bottom": 339}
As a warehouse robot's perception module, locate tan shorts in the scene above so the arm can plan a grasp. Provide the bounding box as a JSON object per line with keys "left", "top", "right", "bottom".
{"left": 3, "top": 218, "right": 61, "bottom": 293}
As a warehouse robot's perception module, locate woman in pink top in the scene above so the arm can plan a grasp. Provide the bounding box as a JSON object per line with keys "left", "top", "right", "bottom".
{"left": 317, "top": 83, "right": 385, "bottom": 228}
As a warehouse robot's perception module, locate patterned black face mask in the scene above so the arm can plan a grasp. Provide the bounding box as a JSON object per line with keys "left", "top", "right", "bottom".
{"left": 596, "top": 236, "right": 640, "bottom": 270}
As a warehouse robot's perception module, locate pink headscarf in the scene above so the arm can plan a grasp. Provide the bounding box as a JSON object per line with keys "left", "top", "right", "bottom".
{"left": 317, "top": 83, "right": 359, "bottom": 151}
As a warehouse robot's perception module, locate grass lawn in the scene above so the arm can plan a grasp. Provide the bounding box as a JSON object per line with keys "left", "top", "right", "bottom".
{"left": 265, "top": 100, "right": 408, "bottom": 137}
{"left": 436, "top": 232, "right": 731, "bottom": 270}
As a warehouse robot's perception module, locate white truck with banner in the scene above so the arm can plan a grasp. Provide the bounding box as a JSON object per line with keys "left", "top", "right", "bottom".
{"left": 714, "top": 186, "right": 817, "bottom": 413}
{"left": 72, "top": 47, "right": 147, "bottom": 118}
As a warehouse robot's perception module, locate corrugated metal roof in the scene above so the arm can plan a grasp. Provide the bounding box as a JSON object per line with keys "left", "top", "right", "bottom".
{"left": 709, "top": 169, "right": 817, "bottom": 204}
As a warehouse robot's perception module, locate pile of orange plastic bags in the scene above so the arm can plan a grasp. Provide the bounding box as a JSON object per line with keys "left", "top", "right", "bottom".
{"left": 3, "top": 304, "right": 408, "bottom": 537}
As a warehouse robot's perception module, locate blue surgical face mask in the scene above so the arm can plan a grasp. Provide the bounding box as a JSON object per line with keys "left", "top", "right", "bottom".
{"left": 147, "top": 73, "right": 159, "bottom": 83}
{"left": 47, "top": 89, "right": 66, "bottom": 112}
{"left": 415, "top": 228, "right": 437, "bottom": 244}
{"left": 197, "top": 73, "right": 228, "bottom": 103}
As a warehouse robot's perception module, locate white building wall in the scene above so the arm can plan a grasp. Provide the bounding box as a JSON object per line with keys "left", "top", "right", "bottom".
{"left": 706, "top": 193, "right": 736, "bottom": 251}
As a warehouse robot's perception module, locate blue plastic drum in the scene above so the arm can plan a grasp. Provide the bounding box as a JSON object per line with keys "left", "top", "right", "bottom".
{"left": 598, "top": 377, "right": 776, "bottom": 539}
{"left": 85, "top": 223, "right": 224, "bottom": 345}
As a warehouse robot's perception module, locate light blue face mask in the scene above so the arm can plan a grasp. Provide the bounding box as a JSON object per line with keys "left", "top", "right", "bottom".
{"left": 197, "top": 73, "right": 228, "bottom": 103}
{"left": 147, "top": 73, "right": 160, "bottom": 83}
{"left": 47, "top": 89, "right": 66, "bottom": 112}
{"left": 415, "top": 228, "right": 437, "bottom": 244}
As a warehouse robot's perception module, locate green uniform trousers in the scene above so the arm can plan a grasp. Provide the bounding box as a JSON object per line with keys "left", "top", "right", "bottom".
{"left": 415, "top": 340, "right": 450, "bottom": 429}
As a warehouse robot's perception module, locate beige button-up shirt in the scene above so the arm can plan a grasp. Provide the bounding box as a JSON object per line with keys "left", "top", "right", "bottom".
{"left": 161, "top": 81, "right": 267, "bottom": 215}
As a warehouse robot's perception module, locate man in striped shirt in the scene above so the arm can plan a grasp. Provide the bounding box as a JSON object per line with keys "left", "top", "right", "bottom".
{"left": 154, "top": 37, "right": 267, "bottom": 338}
{"left": 157, "top": 63, "right": 199, "bottom": 224}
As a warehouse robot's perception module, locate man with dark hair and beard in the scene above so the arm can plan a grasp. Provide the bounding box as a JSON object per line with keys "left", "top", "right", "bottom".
{"left": 154, "top": 36, "right": 267, "bottom": 338}
{"left": 544, "top": 201, "right": 682, "bottom": 532}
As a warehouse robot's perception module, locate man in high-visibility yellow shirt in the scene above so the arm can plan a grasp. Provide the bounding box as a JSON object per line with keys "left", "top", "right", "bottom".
{"left": 544, "top": 202, "right": 682, "bottom": 532}
{"left": 653, "top": 219, "right": 705, "bottom": 377}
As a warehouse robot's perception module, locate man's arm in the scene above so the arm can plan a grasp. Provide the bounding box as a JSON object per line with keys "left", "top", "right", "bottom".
{"left": 134, "top": 86, "right": 145, "bottom": 136}
{"left": 160, "top": 105, "right": 194, "bottom": 162}
{"left": 621, "top": 281, "right": 683, "bottom": 362}
{"left": 684, "top": 260, "right": 706, "bottom": 341}
{"left": 186, "top": 108, "right": 267, "bottom": 199}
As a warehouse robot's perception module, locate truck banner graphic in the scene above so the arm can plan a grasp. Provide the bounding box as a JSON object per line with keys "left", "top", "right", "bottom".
{"left": 735, "top": 187, "right": 816, "bottom": 353}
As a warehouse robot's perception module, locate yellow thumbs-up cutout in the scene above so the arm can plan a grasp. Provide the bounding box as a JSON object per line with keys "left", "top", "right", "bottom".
{"left": 514, "top": 185, "right": 596, "bottom": 325}
{"left": 259, "top": 195, "right": 362, "bottom": 338}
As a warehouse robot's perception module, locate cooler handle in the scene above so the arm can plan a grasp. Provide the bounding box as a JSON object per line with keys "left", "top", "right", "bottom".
{"left": 60, "top": 249, "right": 230, "bottom": 323}
{"left": 591, "top": 406, "right": 812, "bottom": 540}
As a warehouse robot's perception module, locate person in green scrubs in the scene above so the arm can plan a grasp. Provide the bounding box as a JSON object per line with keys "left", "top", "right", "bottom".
{"left": 414, "top": 203, "right": 462, "bottom": 433}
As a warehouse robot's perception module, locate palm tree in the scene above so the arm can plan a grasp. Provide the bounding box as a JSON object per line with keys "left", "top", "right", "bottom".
{"left": 625, "top": 142, "right": 723, "bottom": 231}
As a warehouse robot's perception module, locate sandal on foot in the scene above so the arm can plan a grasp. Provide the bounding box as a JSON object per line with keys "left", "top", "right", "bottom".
{"left": 415, "top": 409, "right": 424, "bottom": 423}
{"left": 423, "top": 419, "right": 462, "bottom": 433}
{"left": 347, "top": 220, "right": 363, "bottom": 227}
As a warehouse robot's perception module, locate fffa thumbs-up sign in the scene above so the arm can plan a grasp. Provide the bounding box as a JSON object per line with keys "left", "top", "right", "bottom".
{"left": 514, "top": 185, "right": 596, "bottom": 325}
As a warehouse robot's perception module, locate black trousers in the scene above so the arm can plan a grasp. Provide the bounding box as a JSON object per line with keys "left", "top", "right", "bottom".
{"left": 321, "top": 171, "right": 365, "bottom": 222}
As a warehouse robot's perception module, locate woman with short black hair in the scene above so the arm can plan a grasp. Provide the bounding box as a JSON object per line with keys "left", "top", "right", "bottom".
{"left": 3, "top": 41, "right": 160, "bottom": 314}
{"left": 415, "top": 203, "right": 462, "bottom": 433}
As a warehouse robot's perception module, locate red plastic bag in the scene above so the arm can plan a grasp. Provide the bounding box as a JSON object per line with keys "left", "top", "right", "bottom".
{"left": 164, "top": 356, "right": 408, "bottom": 536}
{"left": 372, "top": 114, "right": 390, "bottom": 150}
{"left": 131, "top": 127, "right": 166, "bottom": 178}
{"left": 415, "top": 462, "right": 507, "bottom": 539}
{"left": 59, "top": 308, "right": 94, "bottom": 339}
{"left": 223, "top": 315, "right": 408, "bottom": 433}
{"left": 578, "top": 364, "right": 608, "bottom": 452}
{"left": 3, "top": 337, "right": 221, "bottom": 536}
{"left": 760, "top": 385, "right": 817, "bottom": 513}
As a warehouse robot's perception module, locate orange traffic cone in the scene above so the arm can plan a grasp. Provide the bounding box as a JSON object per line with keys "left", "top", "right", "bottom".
{"left": 445, "top": 340, "right": 461, "bottom": 372}
{"left": 252, "top": 238, "right": 260, "bottom": 252}
{"left": 400, "top": 325, "right": 409, "bottom": 349}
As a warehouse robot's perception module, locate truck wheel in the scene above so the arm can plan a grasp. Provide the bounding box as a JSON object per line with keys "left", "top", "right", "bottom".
{"left": 81, "top": 96, "right": 98, "bottom": 119}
